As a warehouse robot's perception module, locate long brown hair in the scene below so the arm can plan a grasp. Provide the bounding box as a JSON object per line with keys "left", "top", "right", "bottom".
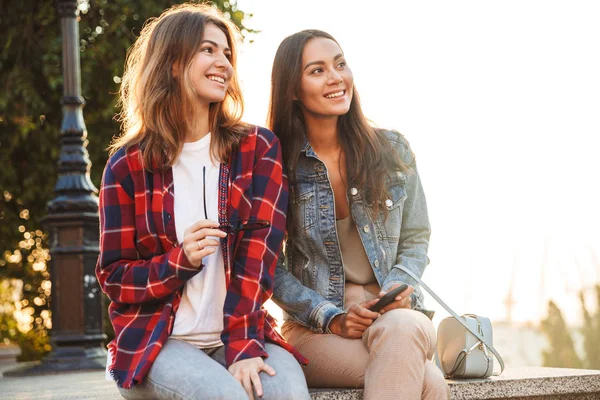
{"left": 268, "top": 30, "right": 406, "bottom": 235}
{"left": 110, "top": 3, "right": 247, "bottom": 169}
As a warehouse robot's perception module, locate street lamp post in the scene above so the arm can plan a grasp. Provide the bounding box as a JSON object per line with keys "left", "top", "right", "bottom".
{"left": 6, "top": 0, "right": 106, "bottom": 375}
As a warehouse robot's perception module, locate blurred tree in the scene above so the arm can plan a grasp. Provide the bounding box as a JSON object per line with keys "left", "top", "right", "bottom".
{"left": 0, "top": 0, "right": 252, "bottom": 360}
{"left": 541, "top": 288, "right": 600, "bottom": 369}
{"left": 540, "top": 301, "right": 582, "bottom": 368}
{"left": 580, "top": 285, "right": 600, "bottom": 369}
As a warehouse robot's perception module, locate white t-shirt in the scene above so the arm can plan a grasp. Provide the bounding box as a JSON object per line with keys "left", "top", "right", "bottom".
{"left": 170, "top": 132, "right": 227, "bottom": 348}
{"left": 106, "top": 133, "right": 227, "bottom": 380}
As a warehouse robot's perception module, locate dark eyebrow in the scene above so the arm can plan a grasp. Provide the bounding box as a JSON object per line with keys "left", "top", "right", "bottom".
{"left": 303, "top": 53, "right": 344, "bottom": 71}
{"left": 201, "top": 39, "right": 231, "bottom": 53}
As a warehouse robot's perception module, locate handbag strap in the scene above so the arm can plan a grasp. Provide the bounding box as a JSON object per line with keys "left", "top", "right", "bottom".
{"left": 398, "top": 266, "right": 505, "bottom": 375}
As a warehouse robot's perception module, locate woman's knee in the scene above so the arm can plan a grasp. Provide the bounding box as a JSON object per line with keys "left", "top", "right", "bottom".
{"left": 423, "top": 362, "right": 450, "bottom": 400}
{"left": 261, "top": 344, "right": 310, "bottom": 400}
{"left": 372, "top": 309, "right": 436, "bottom": 355}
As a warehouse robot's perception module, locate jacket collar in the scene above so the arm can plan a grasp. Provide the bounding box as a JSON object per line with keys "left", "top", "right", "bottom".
{"left": 300, "top": 136, "right": 318, "bottom": 158}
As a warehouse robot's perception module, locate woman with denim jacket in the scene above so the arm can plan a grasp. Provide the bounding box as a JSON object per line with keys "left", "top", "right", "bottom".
{"left": 268, "top": 30, "right": 449, "bottom": 400}
{"left": 96, "top": 5, "right": 310, "bottom": 400}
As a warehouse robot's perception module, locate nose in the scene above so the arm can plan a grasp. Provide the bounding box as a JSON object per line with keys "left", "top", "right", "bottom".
{"left": 327, "top": 70, "right": 343, "bottom": 85}
{"left": 214, "top": 52, "right": 231, "bottom": 70}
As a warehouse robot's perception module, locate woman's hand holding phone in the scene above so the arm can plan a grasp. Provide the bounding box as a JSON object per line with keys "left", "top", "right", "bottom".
{"left": 329, "top": 283, "right": 415, "bottom": 338}
{"left": 375, "top": 284, "right": 414, "bottom": 313}
{"left": 328, "top": 299, "right": 380, "bottom": 339}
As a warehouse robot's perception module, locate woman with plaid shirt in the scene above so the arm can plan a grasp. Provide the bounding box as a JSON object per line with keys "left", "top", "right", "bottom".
{"left": 96, "top": 4, "right": 309, "bottom": 400}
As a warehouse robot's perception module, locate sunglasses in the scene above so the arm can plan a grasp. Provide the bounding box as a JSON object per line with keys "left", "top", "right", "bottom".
{"left": 218, "top": 219, "right": 271, "bottom": 234}
{"left": 202, "top": 166, "right": 270, "bottom": 235}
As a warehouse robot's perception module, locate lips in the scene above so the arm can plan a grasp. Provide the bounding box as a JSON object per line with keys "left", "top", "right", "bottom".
{"left": 324, "top": 90, "right": 345, "bottom": 99}
{"left": 207, "top": 74, "right": 226, "bottom": 84}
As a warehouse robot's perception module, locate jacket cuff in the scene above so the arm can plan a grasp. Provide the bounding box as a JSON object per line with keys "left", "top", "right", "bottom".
{"left": 168, "top": 245, "right": 200, "bottom": 281}
{"left": 310, "top": 301, "right": 346, "bottom": 334}
{"left": 225, "top": 339, "right": 269, "bottom": 367}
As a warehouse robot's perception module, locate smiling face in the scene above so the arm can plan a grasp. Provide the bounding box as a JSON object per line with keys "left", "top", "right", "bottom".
{"left": 296, "top": 37, "right": 354, "bottom": 120}
{"left": 186, "top": 22, "right": 233, "bottom": 105}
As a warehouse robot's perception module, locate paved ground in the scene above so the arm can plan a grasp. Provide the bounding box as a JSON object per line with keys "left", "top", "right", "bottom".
{"left": 2, "top": 366, "right": 600, "bottom": 400}
{"left": 0, "top": 370, "right": 119, "bottom": 400}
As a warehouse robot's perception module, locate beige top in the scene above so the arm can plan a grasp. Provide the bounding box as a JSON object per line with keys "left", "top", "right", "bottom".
{"left": 336, "top": 215, "right": 377, "bottom": 285}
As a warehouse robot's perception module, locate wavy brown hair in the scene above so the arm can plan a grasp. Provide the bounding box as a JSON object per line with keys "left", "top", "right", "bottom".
{"left": 268, "top": 30, "right": 406, "bottom": 235}
{"left": 110, "top": 3, "right": 247, "bottom": 169}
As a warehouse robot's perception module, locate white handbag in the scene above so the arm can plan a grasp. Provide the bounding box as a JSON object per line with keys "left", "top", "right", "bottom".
{"left": 398, "top": 266, "right": 505, "bottom": 379}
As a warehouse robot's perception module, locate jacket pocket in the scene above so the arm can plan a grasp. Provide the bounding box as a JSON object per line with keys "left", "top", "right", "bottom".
{"left": 381, "top": 172, "right": 407, "bottom": 244}
{"left": 290, "top": 245, "right": 312, "bottom": 287}
{"left": 384, "top": 171, "right": 407, "bottom": 210}
{"left": 295, "top": 189, "right": 316, "bottom": 233}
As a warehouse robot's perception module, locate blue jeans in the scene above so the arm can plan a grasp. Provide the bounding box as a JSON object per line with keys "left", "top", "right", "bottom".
{"left": 118, "top": 338, "right": 310, "bottom": 400}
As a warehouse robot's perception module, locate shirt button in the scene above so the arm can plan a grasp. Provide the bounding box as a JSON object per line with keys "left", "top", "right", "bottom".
{"left": 363, "top": 225, "right": 370, "bottom": 233}
{"left": 350, "top": 188, "right": 358, "bottom": 196}
{"left": 374, "top": 260, "right": 379, "bottom": 267}
{"left": 385, "top": 199, "right": 393, "bottom": 208}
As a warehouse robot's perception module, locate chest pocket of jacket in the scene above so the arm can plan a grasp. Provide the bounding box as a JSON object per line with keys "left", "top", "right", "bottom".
{"left": 381, "top": 171, "right": 408, "bottom": 244}
{"left": 294, "top": 181, "right": 316, "bottom": 234}
{"left": 385, "top": 171, "right": 408, "bottom": 210}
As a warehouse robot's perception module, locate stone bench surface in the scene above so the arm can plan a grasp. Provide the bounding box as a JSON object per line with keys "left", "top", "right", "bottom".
{"left": 0, "top": 366, "right": 599, "bottom": 399}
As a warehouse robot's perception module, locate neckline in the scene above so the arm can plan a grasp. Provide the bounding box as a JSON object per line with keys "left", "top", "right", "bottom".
{"left": 182, "top": 132, "right": 211, "bottom": 151}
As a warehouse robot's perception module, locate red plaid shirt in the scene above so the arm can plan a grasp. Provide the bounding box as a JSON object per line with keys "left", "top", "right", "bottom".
{"left": 96, "top": 126, "right": 307, "bottom": 389}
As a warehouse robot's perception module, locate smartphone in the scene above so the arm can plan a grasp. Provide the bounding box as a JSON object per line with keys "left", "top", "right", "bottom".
{"left": 369, "top": 284, "right": 409, "bottom": 312}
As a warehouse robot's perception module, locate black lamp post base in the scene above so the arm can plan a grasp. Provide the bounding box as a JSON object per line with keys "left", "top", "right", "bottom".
{"left": 4, "top": 346, "right": 107, "bottom": 376}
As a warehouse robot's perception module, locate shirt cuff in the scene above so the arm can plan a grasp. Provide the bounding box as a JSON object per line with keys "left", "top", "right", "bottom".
{"left": 168, "top": 245, "right": 200, "bottom": 281}
{"left": 225, "top": 339, "right": 269, "bottom": 367}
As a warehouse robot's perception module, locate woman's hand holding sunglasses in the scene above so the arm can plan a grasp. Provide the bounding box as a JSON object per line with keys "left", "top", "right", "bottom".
{"left": 182, "top": 219, "right": 227, "bottom": 268}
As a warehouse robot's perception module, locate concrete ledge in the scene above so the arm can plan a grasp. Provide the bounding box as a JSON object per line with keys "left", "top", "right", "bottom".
{"left": 0, "top": 366, "right": 599, "bottom": 399}
{"left": 310, "top": 367, "right": 600, "bottom": 400}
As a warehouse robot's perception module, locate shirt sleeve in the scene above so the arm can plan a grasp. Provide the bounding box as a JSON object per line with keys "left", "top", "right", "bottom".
{"left": 95, "top": 155, "right": 200, "bottom": 305}
{"left": 272, "top": 250, "right": 346, "bottom": 333}
{"left": 381, "top": 134, "right": 431, "bottom": 311}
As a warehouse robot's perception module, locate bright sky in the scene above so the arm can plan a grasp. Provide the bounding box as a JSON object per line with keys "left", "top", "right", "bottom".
{"left": 236, "top": 0, "right": 600, "bottom": 326}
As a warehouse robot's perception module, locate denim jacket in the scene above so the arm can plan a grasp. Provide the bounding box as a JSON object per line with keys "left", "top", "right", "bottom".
{"left": 273, "top": 130, "right": 432, "bottom": 333}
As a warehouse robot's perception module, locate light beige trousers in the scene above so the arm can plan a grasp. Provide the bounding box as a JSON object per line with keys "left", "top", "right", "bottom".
{"left": 282, "top": 283, "right": 449, "bottom": 400}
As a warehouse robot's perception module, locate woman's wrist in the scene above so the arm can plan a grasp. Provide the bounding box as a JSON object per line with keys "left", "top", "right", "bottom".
{"left": 328, "top": 314, "right": 344, "bottom": 335}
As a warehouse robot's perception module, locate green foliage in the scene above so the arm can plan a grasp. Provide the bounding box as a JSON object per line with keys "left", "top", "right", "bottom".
{"left": 541, "top": 287, "right": 600, "bottom": 369}
{"left": 0, "top": 0, "right": 251, "bottom": 360}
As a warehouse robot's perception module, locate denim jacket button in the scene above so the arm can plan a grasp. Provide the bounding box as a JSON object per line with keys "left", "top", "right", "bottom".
{"left": 374, "top": 260, "right": 379, "bottom": 268}
{"left": 363, "top": 225, "right": 370, "bottom": 233}
{"left": 385, "top": 199, "right": 393, "bottom": 208}
{"left": 350, "top": 187, "right": 358, "bottom": 196}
